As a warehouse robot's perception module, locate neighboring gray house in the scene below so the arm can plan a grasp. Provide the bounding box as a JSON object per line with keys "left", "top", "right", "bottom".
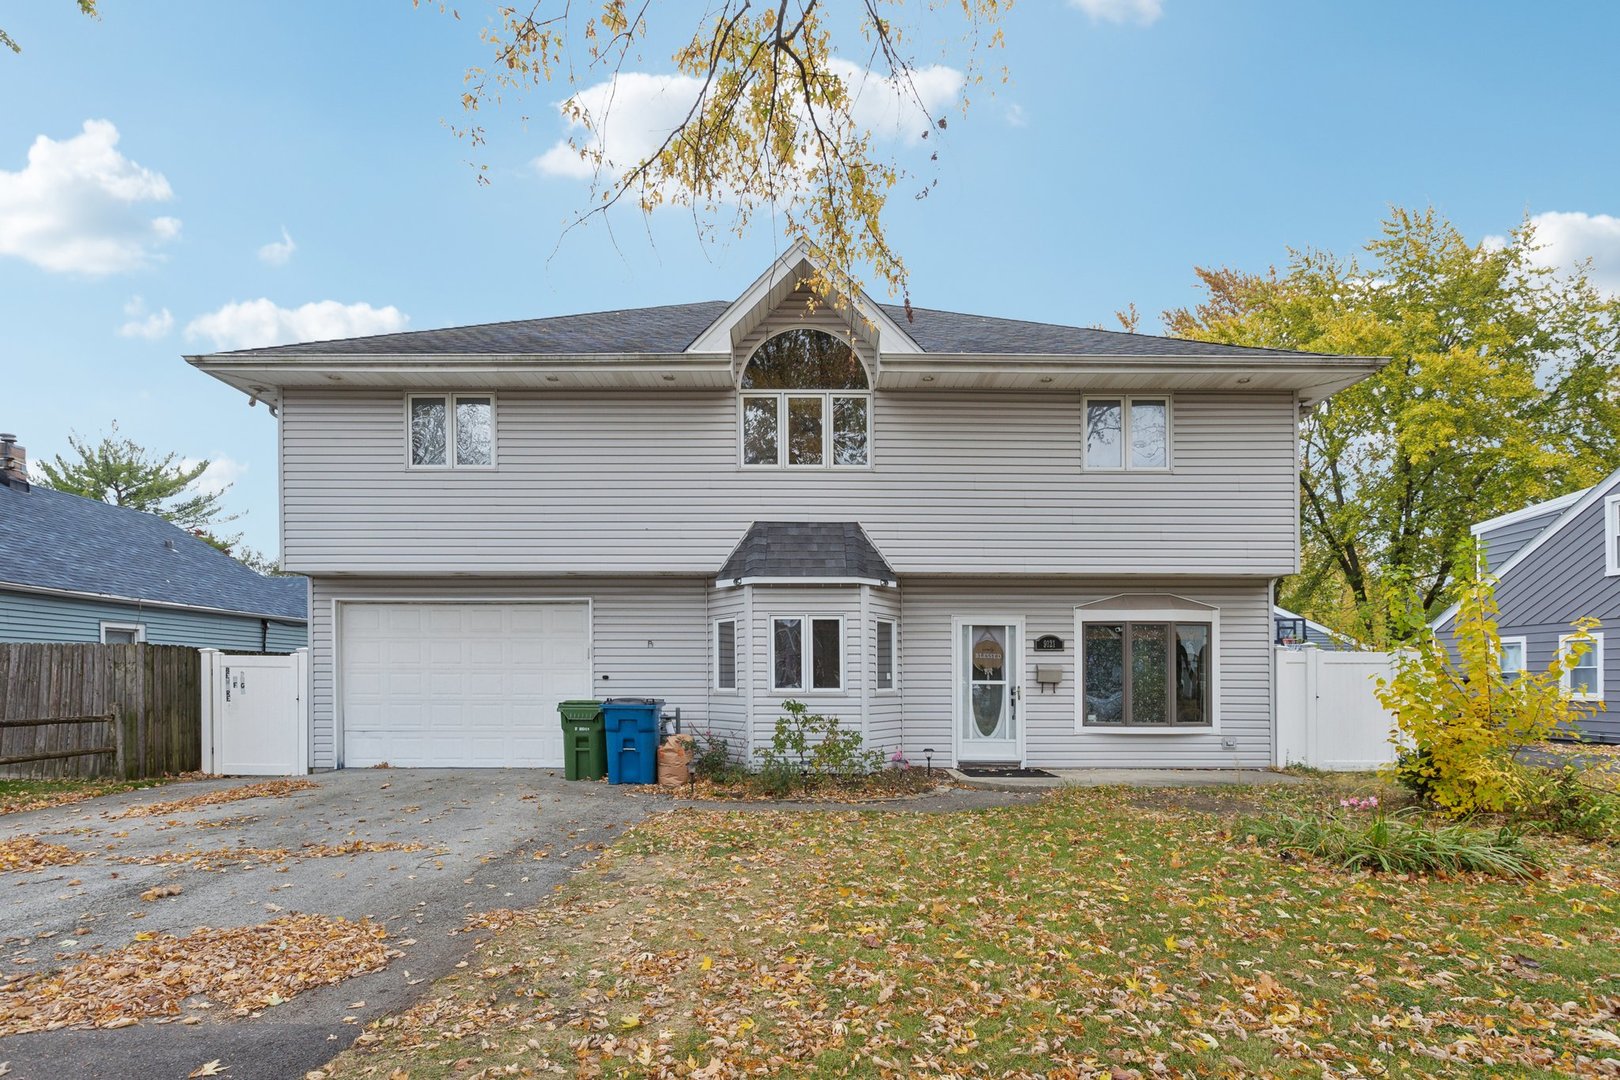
{"left": 1434, "top": 475, "right": 1617, "bottom": 744}
{"left": 187, "top": 244, "right": 1383, "bottom": 770}
{"left": 0, "top": 436, "right": 307, "bottom": 652}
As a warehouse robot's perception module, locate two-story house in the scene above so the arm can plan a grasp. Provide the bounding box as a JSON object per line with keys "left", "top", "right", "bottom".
{"left": 1433, "top": 470, "right": 1620, "bottom": 744}
{"left": 187, "top": 247, "right": 1383, "bottom": 771}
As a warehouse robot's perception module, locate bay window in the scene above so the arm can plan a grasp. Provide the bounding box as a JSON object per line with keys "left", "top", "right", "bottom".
{"left": 1077, "top": 599, "right": 1216, "bottom": 729}
{"left": 771, "top": 616, "right": 844, "bottom": 692}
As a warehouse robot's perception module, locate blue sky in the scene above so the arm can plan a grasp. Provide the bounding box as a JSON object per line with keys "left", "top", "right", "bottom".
{"left": 3, "top": 1, "right": 1618, "bottom": 557}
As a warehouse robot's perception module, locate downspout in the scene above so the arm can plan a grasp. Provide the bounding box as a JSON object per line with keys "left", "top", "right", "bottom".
{"left": 260, "top": 618, "right": 269, "bottom": 653}
{"left": 1269, "top": 577, "right": 1281, "bottom": 768}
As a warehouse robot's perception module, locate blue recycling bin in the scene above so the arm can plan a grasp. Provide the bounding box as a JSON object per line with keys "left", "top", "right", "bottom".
{"left": 602, "top": 698, "right": 663, "bottom": 784}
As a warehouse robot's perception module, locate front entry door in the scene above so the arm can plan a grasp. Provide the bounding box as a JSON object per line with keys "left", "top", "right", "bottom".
{"left": 960, "top": 623, "right": 1020, "bottom": 762}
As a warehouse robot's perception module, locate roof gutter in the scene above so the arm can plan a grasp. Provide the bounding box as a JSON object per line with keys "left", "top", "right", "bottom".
{"left": 0, "top": 579, "right": 307, "bottom": 624}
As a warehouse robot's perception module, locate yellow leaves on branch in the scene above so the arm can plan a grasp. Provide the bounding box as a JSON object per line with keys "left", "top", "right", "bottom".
{"left": 1376, "top": 561, "right": 1598, "bottom": 815}
{"left": 112, "top": 778, "right": 317, "bottom": 819}
{"left": 0, "top": 915, "right": 398, "bottom": 1036}
{"left": 451, "top": 1, "right": 1011, "bottom": 310}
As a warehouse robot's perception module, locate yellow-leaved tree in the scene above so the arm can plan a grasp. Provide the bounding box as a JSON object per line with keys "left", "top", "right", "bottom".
{"left": 429, "top": 0, "right": 1011, "bottom": 313}
{"left": 1375, "top": 554, "right": 1596, "bottom": 816}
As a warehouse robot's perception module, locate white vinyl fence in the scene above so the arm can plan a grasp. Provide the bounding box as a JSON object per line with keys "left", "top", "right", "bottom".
{"left": 200, "top": 648, "right": 308, "bottom": 776}
{"left": 1275, "top": 647, "right": 1401, "bottom": 771}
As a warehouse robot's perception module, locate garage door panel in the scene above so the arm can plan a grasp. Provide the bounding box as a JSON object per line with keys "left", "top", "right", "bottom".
{"left": 340, "top": 601, "right": 589, "bottom": 768}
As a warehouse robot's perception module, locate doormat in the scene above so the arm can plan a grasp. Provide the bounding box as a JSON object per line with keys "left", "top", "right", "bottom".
{"left": 957, "top": 765, "right": 1057, "bottom": 779}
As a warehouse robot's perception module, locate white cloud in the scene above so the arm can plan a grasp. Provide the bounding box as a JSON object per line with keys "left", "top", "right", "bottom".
{"left": 184, "top": 299, "right": 409, "bottom": 351}
{"left": 1004, "top": 102, "right": 1029, "bottom": 128}
{"left": 1068, "top": 0, "right": 1163, "bottom": 25}
{"left": 179, "top": 455, "right": 247, "bottom": 498}
{"left": 0, "top": 119, "right": 181, "bottom": 275}
{"left": 117, "top": 295, "right": 174, "bottom": 339}
{"left": 1485, "top": 211, "right": 1620, "bottom": 296}
{"left": 534, "top": 59, "right": 964, "bottom": 188}
{"left": 257, "top": 226, "right": 296, "bottom": 266}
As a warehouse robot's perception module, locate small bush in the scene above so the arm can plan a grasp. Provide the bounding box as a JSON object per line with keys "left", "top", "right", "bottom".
{"left": 756, "top": 700, "right": 884, "bottom": 785}
{"left": 1391, "top": 748, "right": 1439, "bottom": 801}
{"left": 1519, "top": 767, "right": 1620, "bottom": 843}
{"left": 689, "top": 729, "right": 743, "bottom": 783}
{"left": 1248, "top": 810, "right": 1542, "bottom": 878}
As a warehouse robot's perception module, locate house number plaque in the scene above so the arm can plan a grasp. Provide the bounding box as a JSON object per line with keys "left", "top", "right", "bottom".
{"left": 1033, "top": 634, "right": 1064, "bottom": 652}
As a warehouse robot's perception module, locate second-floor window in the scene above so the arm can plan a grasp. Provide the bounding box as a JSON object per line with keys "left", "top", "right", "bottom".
{"left": 740, "top": 328, "right": 870, "bottom": 468}
{"left": 1084, "top": 396, "right": 1169, "bottom": 471}
{"left": 410, "top": 394, "right": 495, "bottom": 468}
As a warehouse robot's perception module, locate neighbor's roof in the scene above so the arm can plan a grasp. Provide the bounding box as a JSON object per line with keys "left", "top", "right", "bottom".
{"left": 198, "top": 300, "right": 1337, "bottom": 360}
{"left": 0, "top": 484, "right": 307, "bottom": 622}
{"left": 717, "top": 521, "right": 895, "bottom": 586}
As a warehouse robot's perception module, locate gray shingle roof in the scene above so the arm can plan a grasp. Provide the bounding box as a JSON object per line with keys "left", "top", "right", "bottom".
{"left": 201, "top": 300, "right": 1328, "bottom": 359}
{"left": 0, "top": 484, "right": 307, "bottom": 621}
{"left": 717, "top": 522, "right": 895, "bottom": 584}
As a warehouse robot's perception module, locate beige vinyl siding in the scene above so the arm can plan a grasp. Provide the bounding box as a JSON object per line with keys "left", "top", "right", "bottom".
{"left": 307, "top": 576, "right": 709, "bottom": 769}
{"left": 704, "top": 585, "right": 748, "bottom": 753}
{"left": 746, "top": 585, "right": 866, "bottom": 754}
{"left": 868, "top": 585, "right": 904, "bottom": 753}
{"left": 899, "top": 577, "right": 1273, "bottom": 768}
{"left": 279, "top": 389, "right": 1299, "bottom": 577}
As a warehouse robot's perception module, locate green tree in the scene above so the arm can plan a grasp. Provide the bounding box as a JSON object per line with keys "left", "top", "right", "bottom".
{"left": 434, "top": 0, "right": 1011, "bottom": 313}
{"left": 1, "top": 1, "right": 97, "bottom": 55}
{"left": 1165, "top": 208, "right": 1620, "bottom": 639}
{"left": 36, "top": 423, "right": 239, "bottom": 534}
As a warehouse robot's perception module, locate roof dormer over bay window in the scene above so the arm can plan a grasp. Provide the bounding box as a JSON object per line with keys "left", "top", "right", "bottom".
{"left": 739, "top": 329, "right": 870, "bottom": 468}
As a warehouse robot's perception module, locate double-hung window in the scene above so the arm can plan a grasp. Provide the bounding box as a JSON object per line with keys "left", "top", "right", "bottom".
{"left": 1083, "top": 396, "right": 1169, "bottom": 470}
{"left": 1606, "top": 494, "right": 1620, "bottom": 577}
{"left": 1560, "top": 632, "right": 1603, "bottom": 700}
{"left": 1499, "top": 637, "right": 1527, "bottom": 680}
{"left": 739, "top": 328, "right": 870, "bottom": 468}
{"left": 714, "top": 619, "right": 738, "bottom": 692}
{"left": 409, "top": 394, "right": 495, "bottom": 468}
{"left": 876, "top": 619, "right": 897, "bottom": 692}
{"left": 771, "top": 616, "right": 843, "bottom": 692}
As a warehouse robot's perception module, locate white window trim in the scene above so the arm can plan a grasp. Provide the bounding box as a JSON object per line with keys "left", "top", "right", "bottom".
{"left": 99, "top": 621, "right": 146, "bottom": 643}
{"left": 875, "top": 618, "right": 899, "bottom": 694}
{"left": 405, "top": 392, "right": 499, "bottom": 470}
{"left": 1073, "top": 602, "right": 1219, "bottom": 733}
{"left": 1605, "top": 494, "right": 1620, "bottom": 577}
{"left": 1082, "top": 395, "right": 1173, "bottom": 473}
{"left": 1560, "top": 631, "right": 1604, "bottom": 701}
{"left": 738, "top": 391, "right": 872, "bottom": 470}
{"left": 1499, "top": 635, "right": 1527, "bottom": 678}
{"left": 713, "top": 618, "right": 739, "bottom": 693}
{"left": 768, "top": 614, "right": 845, "bottom": 693}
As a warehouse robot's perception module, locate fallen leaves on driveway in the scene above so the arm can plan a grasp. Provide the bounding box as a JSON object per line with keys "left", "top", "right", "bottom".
{"left": 120, "top": 840, "right": 429, "bottom": 870}
{"left": 0, "top": 836, "right": 87, "bottom": 873}
{"left": 112, "top": 779, "right": 318, "bottom": 819}
{"left": 0, "top": 914, "right": 399, "bottom": 1035}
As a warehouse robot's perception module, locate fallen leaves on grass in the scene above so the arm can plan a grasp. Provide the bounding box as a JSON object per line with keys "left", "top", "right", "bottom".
{"left": 121, "top": 840, "right": 427, "bottom": 870}
{"left": 0, "top": 836, "right": 87, "bottom": 873}
{"left": 0, "top": 915, "right": 398, "bottom": 1035}
{"left": 0, "top": 778, "right": 176, "bottom": 817}
{"left": 112, "top": 779, "right": 318, "bottom": 819}
{"left": 323, "top": 782, "right": 1620, "bottom": 1080}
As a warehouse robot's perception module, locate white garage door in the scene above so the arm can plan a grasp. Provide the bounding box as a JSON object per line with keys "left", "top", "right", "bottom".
{"left": 339, "top": 601, "right": 590, "bottom": 768}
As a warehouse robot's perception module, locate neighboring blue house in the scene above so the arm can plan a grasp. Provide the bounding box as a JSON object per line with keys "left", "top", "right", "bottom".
{"left": 1434, "top": 473, "right": 1617, "bottom": 744}
{"left": 0, "top": 439, "right": 306, "bottom": 652}
{"left": 1273, "top": 605, "right": 1358, "bottom": 650}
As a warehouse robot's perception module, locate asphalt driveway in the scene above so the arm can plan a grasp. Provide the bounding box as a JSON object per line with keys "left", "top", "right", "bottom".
{"left": 0, "top": 769, "right": 653, "bottom": 1080}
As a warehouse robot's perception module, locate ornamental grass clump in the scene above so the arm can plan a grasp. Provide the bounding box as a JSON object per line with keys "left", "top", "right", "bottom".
{"left": 1374, "top": 554, "right": 1596, "bottom": 816}
{"left": 1249, "top": 808, "right": 1542, "bottom": 878}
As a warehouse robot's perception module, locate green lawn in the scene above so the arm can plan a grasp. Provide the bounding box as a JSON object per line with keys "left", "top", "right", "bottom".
{"left": 0, "top": 776, "right": 173, "bottom": 815}
{"left": 320, "top": 778, "right": 1620, "bottom": 1079}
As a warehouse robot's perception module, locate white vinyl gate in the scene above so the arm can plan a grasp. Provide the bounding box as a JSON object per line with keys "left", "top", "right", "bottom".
{"left": 200, "top": 648, "right": 308, "bottom": 776}
{"left": 1275, "top": 647, "right": 1401, "bottom": 771}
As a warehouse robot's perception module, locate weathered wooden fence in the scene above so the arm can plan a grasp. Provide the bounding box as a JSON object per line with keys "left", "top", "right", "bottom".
{"left": 0, "top": 643, "right": 202, "bottom": 779}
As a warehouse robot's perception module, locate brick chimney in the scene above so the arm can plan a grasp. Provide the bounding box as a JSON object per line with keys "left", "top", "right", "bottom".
{"left": 1, "top": 434, "right": 29, "bottom": 492}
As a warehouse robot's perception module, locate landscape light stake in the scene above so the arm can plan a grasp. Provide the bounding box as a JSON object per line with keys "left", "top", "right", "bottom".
{"left": 924, "top": 749, "right": 934, "bottom": 776}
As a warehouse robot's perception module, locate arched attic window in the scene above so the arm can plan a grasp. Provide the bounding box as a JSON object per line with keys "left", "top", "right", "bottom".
{"left": 739, "top": 328, "right": 870, "bottom": 468}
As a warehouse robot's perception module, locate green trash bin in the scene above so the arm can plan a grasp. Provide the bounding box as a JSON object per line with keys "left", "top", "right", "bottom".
{"left": 557, "top": 700, "right": 606, "bottom": 780}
